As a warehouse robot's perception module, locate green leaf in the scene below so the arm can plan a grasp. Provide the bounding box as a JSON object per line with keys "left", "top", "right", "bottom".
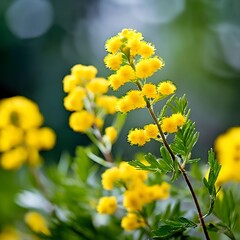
{"left": 171, "top": 120, "right": 199, "bottom": 162}
{"left": 207, "top": 222, "right": 236, "bottom": 240}
{"left": 152, "top": 217, "right": 197, "bottom": 239}
{"left": 129, "top": 153, "right": 162, "bottom": 173}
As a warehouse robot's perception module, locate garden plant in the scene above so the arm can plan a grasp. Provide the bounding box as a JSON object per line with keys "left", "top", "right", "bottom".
{"left": 0, "top": 28, "right": 240, "bottom": 240}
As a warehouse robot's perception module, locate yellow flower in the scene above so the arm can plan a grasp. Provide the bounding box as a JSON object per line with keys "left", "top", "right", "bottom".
{"left": 0, "top": 227, "right": 20, "bottom": 240}
{"left": 161, "top": 113, "right": 185, "bottom": 134}
{"left": 123, "top": 189, "right": 146, "bottom": 211}
{"left": 146, "top": 182, "right": 170, "bottom": 202}
{"left": 105, "top": 35, "right": 122, "bottom": 54}
{"left": 148, "top": 57, "right": 165, "bottom": 72}
{"left": 116, "top": 96, "right": 134, "bottom": 113}
{"left": 121, "top": 213, "right": 145, "bottom": 231}
{"left": 158, "top": 81, "right": 176, "bottom": 96}
{"left": 128, "top": 128, "right": 149, "bottom": 146}
{"left": 144, "top": 124, "right": 159, "bottom": 139}
{"left": 101, "top": 167, "right": 120, "bottom": 190}
{"left": 1, "top": 146, "right": 28, "bottom": 170}
{"left": 108, "top": 73, "right": 127, "bottom": 90}
{"left": 104, "top": 53, "right": 123, "bottom": 70}
{"left": 94, "top": 116, "right": 104, "bottom": 129}
{"left": 96, "top": 95, "right": 118, "bottom": 114}
{"left": 126, "top": 90, "right": 146, "bottom": 109}
{"left": 63, "top": 87, "right": 86, "bottom": 112}
{"left": 105, "top": 126, "right": 118, "bottom": 143}
{"left": 71, "top": 64, "right": 98, "bottom": 81}
{"left": 120, "top": 28, "right": 143, "bottom": 41}
{"left": 62, "top": 74, "right": 80, "bottom": 93}
{"left": 0, "top": 96, "right": 43, "bottom": 129}
{"left": 24, "top": 211, "right": 50, "bottom": 236}
{"left": 135, "top": 59, "right": 152, "bottom": 79}
{"left": 96, "top": 196, "right": 117, "bottom": 214}
{"left": 69, "top": 111, "right": 95, "bottom": 133}
{"left": 86, "top": 78, "right": 109, "bottom": 94}
{"left": 138, "top": 41, "right": 155, "bottom": 58}
{"left": 0, "top": 126, "right": 23, "bottom": 152}
{"left": 127, "top": 38, "right": 142, "bottom": 56}
{"left": 142, "top": 83, "right": 158, "bottom": 99}
{"left": 117, "top": 65, "right": 136, "bottom": 82}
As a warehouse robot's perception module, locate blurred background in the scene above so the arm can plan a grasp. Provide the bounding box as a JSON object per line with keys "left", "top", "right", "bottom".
{"left": 1, "top": 0, "right": 240, "bottom": 161}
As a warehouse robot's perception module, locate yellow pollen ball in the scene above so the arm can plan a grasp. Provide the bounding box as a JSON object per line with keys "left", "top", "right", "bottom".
{"left": 128, "top": 128, "right": 149, "bottom": 146}
{"left": 104, "top": 53, "right": 123, "bottom": 70}
{"left": 138, "top": 41, "right": 155, "bottom": 58}
{"left": 86, "top": 78, "right": 109, "bottom": 94}
{"left": 105, "top": 36, "right": 122, "bottom": 54}
{"left": 144, "top": 124, "right": 159, "bottom": 139}
{"left": 96, "top": 196, "right": 117, "bottom": 214}
{"left": 105, "top": 126, "right": 118, "bottom": 143}
{"left": 142, "top": 83, "right": 158, "bottom": 98}
{"left": 69, "top": 111, "right": 95, "bottom": 133}
{"left": 96, "top": 95, "right": 118, "bottom": 114}
{"left": 101, "top": 167, "right": 120, "bottom": 190}
{"left": 117, "top": 65, "right": 136, "bottom": 82}
{"left": 127, "top": 90, "right": 146, "bottom": 109}
{"left": 158, "top": 81, "right": 176, "bottom": 96}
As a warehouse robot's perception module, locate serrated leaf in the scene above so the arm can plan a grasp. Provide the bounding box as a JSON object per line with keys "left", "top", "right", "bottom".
{"left": 207, "top": 222, "right": 236, "bottom": 240}
{"left": 152, "top": 217, "right": 197, "bottom": 239}
{"left": 128, "top": 153, "right": 162, "bottom": 173}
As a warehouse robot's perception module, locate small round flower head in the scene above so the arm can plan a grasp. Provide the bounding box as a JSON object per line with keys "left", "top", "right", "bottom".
{"left": 63, "top": 87, "right": 86, "bottom": 111}
{"left": 69, "top": 110, "right": 95, "bottom": 133}
{"left": 128, "top": 128, "right": 149, "bottom": 146}
{"left": 149, "top": 57, "right": 165, "bottom": 72}
{"left": 123, "top": 190, "right": 144, "bottom": 211}
{"left": 1, "top": 146, "right": 28, "bottom": 170}
{"left": 86, "top": 78, "right": 109, "bottom": 94}
{"left": 97, "top": 196, "right": 117, "bottom": 214}
{"left": 62, "top": 74, "right": 80, "bottom": 93}
{"left": 138, "top": 41, "right": 155, "bottom": 58}
{"left": 144, "top": 124, "right": 159, "bottom": 139}
{"left": 71, "top": 64, "right": 98, "bottom": 81}
{"left": 158, "top": 81, "right": 176, "bottom": 96}
{"left": 105, "top": 126, "right": 118, "bottom": 143}
{"left": 127, "top": 38, "right": 142, "bottom": 56}
{"left": 105, "top": 35, "right": 122, "bottom": 54}
{"left": 108, "top": 73, "right": 126, "bottom": 90}
{"left": 104, "top": 52, "right": 123, "bottom": 71}
{"left": 127, "top": 90, "right": 146, "bottom": 109}
{"left": 142, "top": 83, "right": 158, "bottom": 99}
{"left": 101, "top": 167, "right": 120, "bottom": 190}
{"left": 117, "top": 65, "right": 136, "bottom": 82}
{"left": 96, "top": 95, "right": 118, "bottom": 114}
{"left": 116, "top": 96, "right": 134, "bottom": 113}
{"left": 135, "top": 59, "right": 152, "bottom": 79}
{"left": 94, "top": 116, "right": 104, "bottom": 129}
{"left": 121, "top": 213, "right": 145, "bottom": 231}
{"left": 161, "top": 113, "right": 185, "bottom": 134}
{"left": 24, "top": 211, "right": 50, "bottom": 236}
{"left": 120, "top": 28, "right": 143, "bottom": 40}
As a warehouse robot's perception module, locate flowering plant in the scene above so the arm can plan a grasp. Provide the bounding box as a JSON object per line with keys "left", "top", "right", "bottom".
{"left": 0, "top": 28, "right": 240, "bottom": 240}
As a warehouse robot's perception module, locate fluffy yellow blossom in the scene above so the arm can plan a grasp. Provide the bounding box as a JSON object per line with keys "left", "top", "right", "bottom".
{"left": 148, "top": 57, "right": 165, "bottom": 73}
{"left": 104, "top": 53, "right": 123, "bottom": 70}
{"left": 120, "top": 28, "right": 143, "bottom": 41}
{"left": 0, "top": 126, "right": 23, "bottom": 152}
{"left": 117, "top": 65, "right": 136, "bottom": 82}
{"left": 144, "top": 124, "right": 159, "bottom": 139}
{"left": 141, "top": 83, "right": 158, "bottom": 99}
{"left": 126, "top": 90, "right": 146, "bottom": 109}
{"left": 145, "top": 182, "right": 170, "bottom": 203}
{"left": 94, "top": 116, "right": 104, "bottom": 129}
{"left": 121, "top": 213, "right": 145, "bottom": 231}
{"left": 138, "top": 41, "right": 155, "bottom": 58}
{"left": 214, "top": 127, "right": 240, "bottom": 184}
{"left": 0, "top": 96, "right": 43, "bottom": 129}
{"left": 25, "top": 127, "right": 56, "bottom": 150}
{"left": 24, "top": 212, "right": 50, "bottom": 236}
{"left": 71, "top": 64, "right": 98, "bottom": 81}
{"left": 105, "top": 126, "right": 118, "bottom": 143}
{"left": 97, "top": 196, "right": 117, "bottom": 214}
{"left": 128, "top": 128, "right": 149, "bottom": 146}
{"left": 158, "top": 81, "right": 176, "bottom": 96}
{"left": 63, "top": 87, "right": 86, "bottom": 111}
{"left": 69, "top": 110, "right": 95, "bottom": 133}
{"left": 96, "top": 95, "right": 118, "bottom": 114}
{"left": 108, "top": 73, "right": 127, "bottom": 90}
{"left": 1, "top": 146, "right": 27, "bottom": 170}
{"left": 116, "top": 96, "right": 134, "bottom": 113}
{"left": 62, "top": 74, "right": 80, "bottom": 93}
{"left": 127, "top": 38, "right": 142, "bottom": 56}
{"left": 161, "top": 113, "right": 185, "bottom": 134}
{"left": 101, "top": 167, "right": 120, "bottom": 190}
{"left": 86, "top": 78, "right": 109, "bottom": 94}
{"left": 105, "top": 36, "right": 122, "bottom": 54}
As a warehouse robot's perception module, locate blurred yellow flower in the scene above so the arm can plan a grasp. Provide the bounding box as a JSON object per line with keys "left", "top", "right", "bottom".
{"left": 97, "top": 196, "right": 117, "bottom": 214}
{"left": 121, "top": 213, "right": 145, "bottom": 231}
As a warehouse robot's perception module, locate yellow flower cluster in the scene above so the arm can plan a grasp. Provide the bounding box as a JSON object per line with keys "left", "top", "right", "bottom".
{"left": 0, "top": 227, "right": 20, "bottom": 240}
{"left": 161, "top": 113, "right": 186, "bottom": 134}
{"left": 0, "top": 96, "right": 56, "bottom": 170}
{"left": 24, "top": 211, "right": 51, "bottom": 236}
{"left": 215, "top": 127, "right": 240, "bottom": 184}
{"left": 97, "top": 162, "right": 170, "bottom": 231}
{"left": 63, "top": 64, "right": 118, "bottom": 144}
